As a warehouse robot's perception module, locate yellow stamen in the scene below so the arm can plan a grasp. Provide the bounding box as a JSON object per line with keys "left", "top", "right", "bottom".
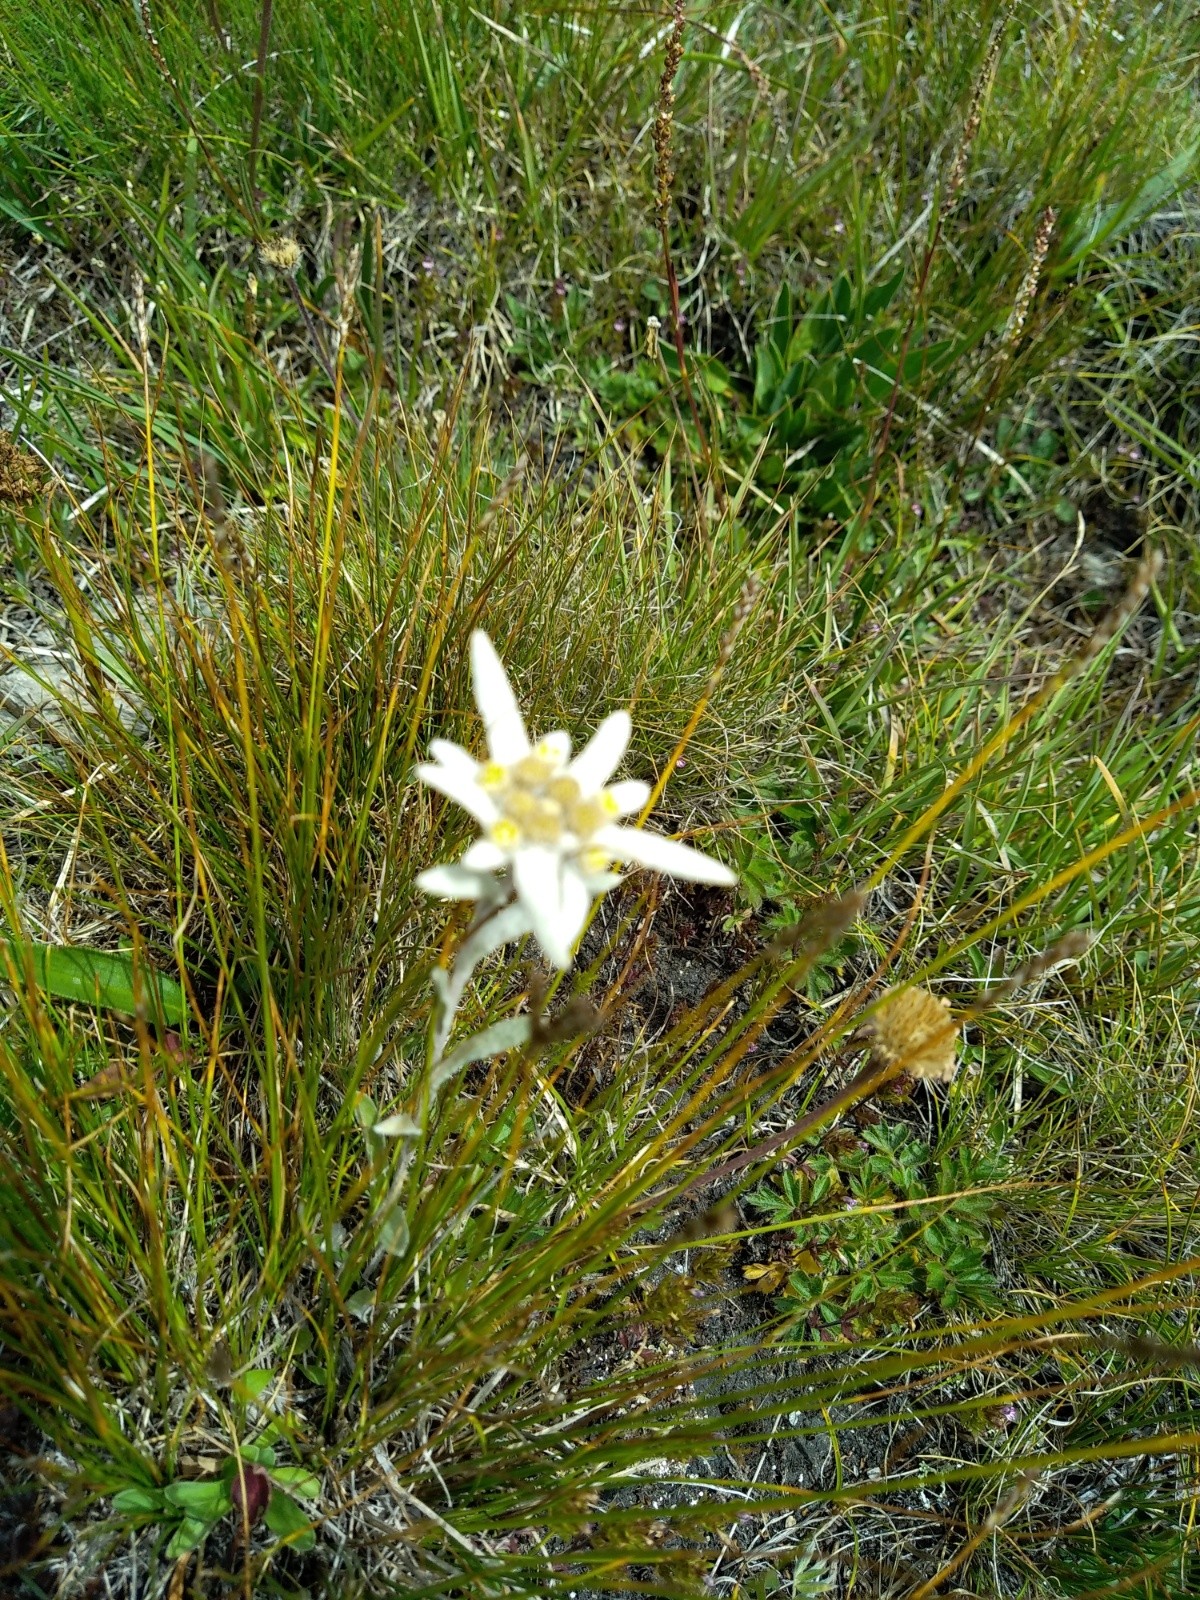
{"left": 480, "top": 762, "right": 508, "bottom": 790}
{"left": 513, "top": 754, "right": 554, "bottom": 787}
{"left": 581, "top": 847, "right": 611, "bottom": 875}
{"left": 568, "top": 798, "right": 608, "bottom": 838}
{"left": 490, "top": 819, "right": 520, "bottom": 849}
{"left": 547, "top": 774, "right": 582, "bottom": 807}
{"left": 506, "top": 790, "right": 539, "bottom": 825}
{"left": 524, "top": 798, "right": 564, "bottom": 843}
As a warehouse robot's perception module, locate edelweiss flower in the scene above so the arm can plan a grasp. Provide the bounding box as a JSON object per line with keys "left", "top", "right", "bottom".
{"left": 417, "top": 632, "right": 736, "bottom": 968}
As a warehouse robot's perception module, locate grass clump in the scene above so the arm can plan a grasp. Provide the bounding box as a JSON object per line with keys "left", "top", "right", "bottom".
{"left": 1, "top": 3, "right": 1200, "bottom": 1597}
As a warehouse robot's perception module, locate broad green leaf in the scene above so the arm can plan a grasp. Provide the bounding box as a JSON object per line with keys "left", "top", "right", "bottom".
{"left": 352, "top": 1093, "right": 379, "bottom": 1129}
{"left": 270, "top": 1466, "right": 322, "bottom": 1501}
{"left": 377, "top": 1204, "right": 410, "bottom": 1256}
{"left": 112, "top": 1486, "right": 165, "bottom": 1514}
{"left": 265, "top": 1490, "right": 316, "bottom": 1550}
{"left": 346, "top": 1288, "right": 376, "bottom": 1320}
{"left": 166, "top": 1516, "right": 210, "bottom": 1558}
{"left": 164, "top": 1479, "right": 232, "bottom": 1518}
{"left": 754, "top": 338, "right": 783, "bottom": 412}
{"left": 221, "top": 1444, "right": 279, "bottom": 1480}
{"left": 1, "top": 939, "right": 187, "bottom": 1024}
{"left": 769, "top": 283, "right": 792, "bottom": 356}
{"left": 861, "top": 270, "right": 904, "bottom": 319}
{"left": 239, "top": 1369, "right": 279, "bottom": 1404}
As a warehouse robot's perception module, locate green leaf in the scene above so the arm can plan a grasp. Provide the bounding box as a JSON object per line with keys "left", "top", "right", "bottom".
{"left": 861, "top": 270, "right": 904, "bottom": 319}
{"left": 164, "top": 1479, "right": 232, "bottom": 1518}
{"left": 166, "top": 1516, "right": 210, "bottom": 1558}
{"left": 429, "top": 1015, "right": 531, "bottom": 1094}
{"left": 265, "top": 1490, "right": 316, "bottom": 1551}
{"left": 754, "top": 338, "right": 784, "bottom": 412}
{"left": 1054, "top": 497, "right": 1076, "bottom": 525}
{"left": 270, "top": 1466, "right": 322, "bottom": 1501}
{"left": 346, "top": 1288, "right": 376, "bottom": 1320}
{"left": 0, "top": 194, "right": 68, "bottom": 250}
{"left": 1058, "top": 137, "right": 1200, "bottom": 271}
{"left": 112, "top": 1486, "right": 166, "bottom": 1514}
{"left": 239, "top": 1369, "right": 279, "bottom": 1405}
{"left": 352, "top": 1093, "right": 378, "bottom": 1129}
{"left": 220, "top": 1441, "right": 278, "bottom": 1479}
{"left": 1, "top": 939, "right": 187, "bottom": 1024}
{"left": 769, "top": 283, "right": 793, "bottom": 357}
{"left": 377, "top": 1204, "right": 410, "bottom": 1256}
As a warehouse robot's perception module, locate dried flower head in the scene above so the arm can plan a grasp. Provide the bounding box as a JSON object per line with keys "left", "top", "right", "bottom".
{"left": 866, "top": 985, "right": 959, "bottom": 1084}
{"left": 973, "top": 928, "right": 1093, "bottom": 1013}
{"left": 133, "top": 0, "right": 178, "bottom": 90}
{"left": 259, "top": 234, "right": 302, "bottom": 273}
{"left": 335, "top": 241, "right": 363, "bottom": 346}
{"left": 0, "top": 433, "right": 44, "bottom": 506}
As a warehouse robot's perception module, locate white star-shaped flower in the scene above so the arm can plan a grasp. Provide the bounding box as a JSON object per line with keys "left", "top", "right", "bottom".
{"left": 416, "top": 631, "right": 736, "bottom": 968}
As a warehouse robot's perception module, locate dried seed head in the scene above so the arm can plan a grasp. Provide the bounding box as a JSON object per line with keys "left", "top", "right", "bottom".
{"left": 335, "top": 242, "right": 363, "bottom": 346}
{"left": 1075, "top": 551, "right": 1162, "bottom": 669}
{"left": 973, "top": 928, "right": 1093, "bottom": 1012}
{"left": 645, "top": 315, "right": 662, "bottom": 358}
{"left": 133, "top": 0, "right": 179, "bottom": 90}
{"left": 259, "top": 234, "right": 302, "bottom": 273}
{"left": 0, "top": 433, "right": 44, "bottom": 506}
{"left": 1004, "top": 205, "right": 1056, "bottom": 350}
{"left": 653, "top": 1, "right": 686, "bottom": 230}
{"left": 132, "top": 271, "right": 152, "bottom": 373}
{"left": 941, "top": 5, "right": 1014, "bottom": 214}
{"left": 674, "top": 1197, "right": 739, "bottom": 1244}
{"left": 769, "top": 889, "right": 865, "bottom": 960}
{"left": 867, "top": 985, "right": 959, "bottom": 1084}
{"left": 712, "top": 572, "right": 765, "bottom": 680}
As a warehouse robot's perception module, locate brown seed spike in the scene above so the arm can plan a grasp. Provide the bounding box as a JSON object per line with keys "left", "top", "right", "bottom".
{"left": 867, "top": 985, "right": 959, "bottom": 1084}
